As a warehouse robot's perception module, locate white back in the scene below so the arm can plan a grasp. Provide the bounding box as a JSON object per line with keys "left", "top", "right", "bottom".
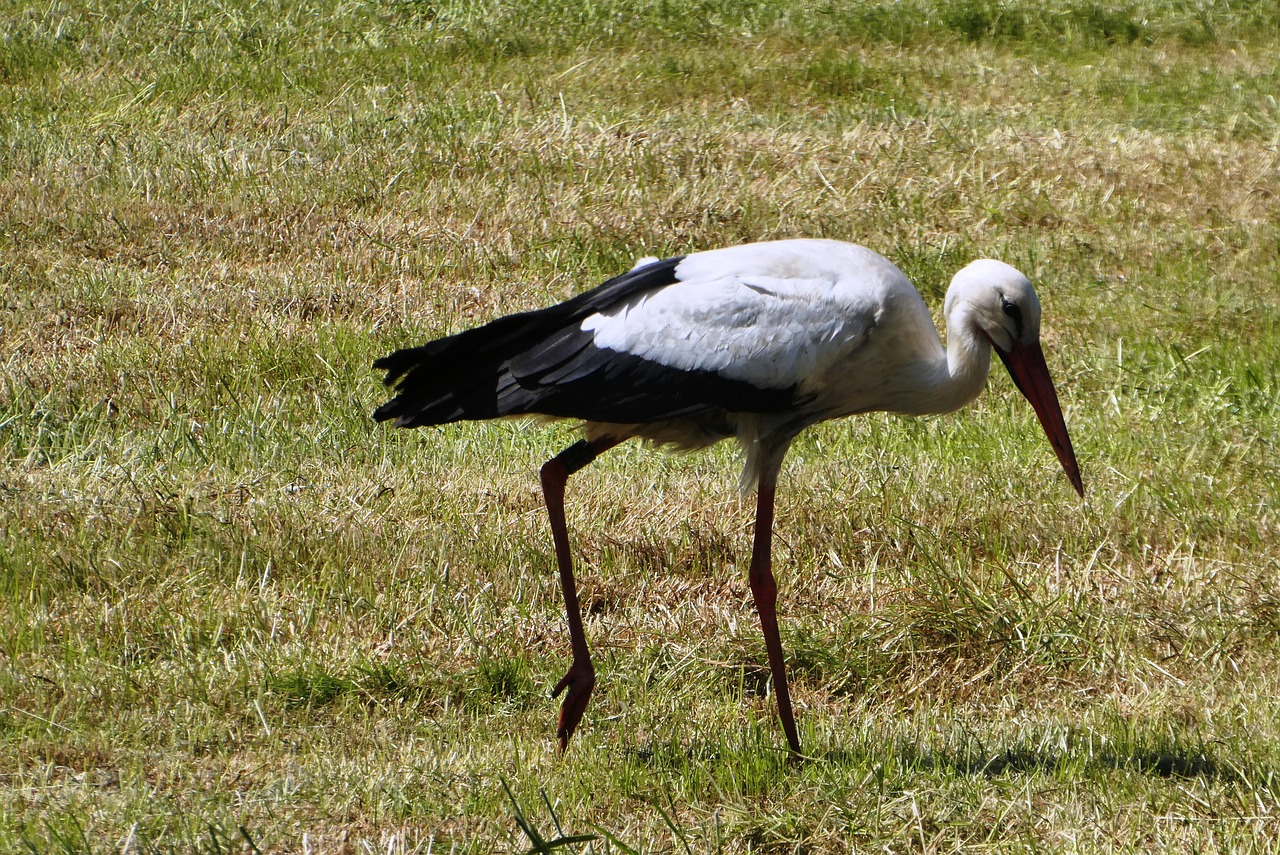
{"left": 582, "top": 239, "right": 935, "bottom": 393}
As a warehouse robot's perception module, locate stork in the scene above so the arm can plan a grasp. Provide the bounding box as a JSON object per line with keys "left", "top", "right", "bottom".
{"left": 374, "top": 238, "right": 1083, "bottom": 755}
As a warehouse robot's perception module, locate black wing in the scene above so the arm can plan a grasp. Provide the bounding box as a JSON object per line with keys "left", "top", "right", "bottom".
{"left": 373, "top": 256, "right": 797, "bottom": 428}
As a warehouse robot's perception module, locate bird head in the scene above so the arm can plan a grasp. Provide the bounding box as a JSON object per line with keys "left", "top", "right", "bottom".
{"left": 946, "top": 259, "right": 1042, "bottom": 352}
{"left": 949, "top": 260, "right": 1084, "bottom": 497}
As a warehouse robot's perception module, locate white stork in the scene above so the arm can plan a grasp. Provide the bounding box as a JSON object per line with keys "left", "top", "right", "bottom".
{"left": 374, "top": 238, "right": 1083, "bottom": 754}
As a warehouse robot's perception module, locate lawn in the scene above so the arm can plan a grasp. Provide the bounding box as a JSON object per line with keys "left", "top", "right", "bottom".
{"left": 3, "top": 0, "right": 1280, "bottom": 851}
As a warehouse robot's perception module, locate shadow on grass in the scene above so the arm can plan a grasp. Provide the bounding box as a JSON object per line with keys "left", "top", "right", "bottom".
{"left": 877, "top": 745, "right": 1226, "bottom": 779}
{"left": 622, "top": 735, "right": 1243, "bottom": 782}
{"left": 814, "top": 740, "right": 1239, "bottom": 782}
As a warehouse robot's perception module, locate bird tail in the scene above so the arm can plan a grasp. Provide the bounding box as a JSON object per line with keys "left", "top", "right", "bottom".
{"left": 373, "top": 256, "right": 685, "bottom": 429}
{"left": 372, "top": 309, "right": 550, "bottom": 427}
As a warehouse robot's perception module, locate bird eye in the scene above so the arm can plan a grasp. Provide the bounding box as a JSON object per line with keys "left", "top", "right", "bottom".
{"left": 1001, "top": 298, "right": 1022, "bottom": 325}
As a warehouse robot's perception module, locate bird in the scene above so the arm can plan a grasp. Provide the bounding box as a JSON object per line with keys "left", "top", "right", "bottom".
{"left": 373, "top": 238, "right": 1084, "bottom": 755}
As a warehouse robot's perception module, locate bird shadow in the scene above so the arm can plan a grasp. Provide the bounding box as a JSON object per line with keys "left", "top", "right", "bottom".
{"left": 809, "top": 743, "right": 1231, "bottom": 780}
{"left": 622, "top": 735, "right": 1243, "bottom": 783}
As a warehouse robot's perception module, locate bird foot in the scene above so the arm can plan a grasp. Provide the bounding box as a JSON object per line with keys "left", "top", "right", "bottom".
{"left": 551, "top": 660, "right": 595, "bottom": 752}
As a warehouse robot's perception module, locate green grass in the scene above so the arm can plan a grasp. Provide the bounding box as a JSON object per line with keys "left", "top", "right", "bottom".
{"left": 4, "top": 0, "right": 1280, "bottom": 850}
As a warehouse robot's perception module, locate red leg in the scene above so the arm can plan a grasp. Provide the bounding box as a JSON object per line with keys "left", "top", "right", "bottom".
{"left": 540, "top": 436, "right": 622, "bottom": 752}
{"left": 749, "top": 476, "right": 802, "bottom": 754}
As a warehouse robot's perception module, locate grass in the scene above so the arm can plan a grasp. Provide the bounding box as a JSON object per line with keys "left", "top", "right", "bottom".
{"left": 3, "top": 0, "right": 1280, "bottom": 850}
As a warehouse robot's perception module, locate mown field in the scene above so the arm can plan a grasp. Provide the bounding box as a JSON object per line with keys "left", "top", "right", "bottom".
{"left": 3, "top": 0, "right": 1280, "bottom": 851}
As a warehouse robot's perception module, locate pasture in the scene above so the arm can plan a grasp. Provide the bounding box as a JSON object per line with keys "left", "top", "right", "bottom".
{"left": 3, "top": 0, "right": 1279, "bottom": 850}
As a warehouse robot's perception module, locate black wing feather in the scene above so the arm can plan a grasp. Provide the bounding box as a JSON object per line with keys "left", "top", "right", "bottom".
{"left": 374, "top": 258, "right": 683, "bottom": 386}
{"left": 373, "top": 255, "right": 797, "bottom": 428}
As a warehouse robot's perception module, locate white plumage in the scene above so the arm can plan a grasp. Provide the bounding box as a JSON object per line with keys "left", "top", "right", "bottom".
{"left": 375, "top": 238, "right": 1084, "bottom": 754}
{"left": 583, "top": 241, "right": 884, "bottom": 390}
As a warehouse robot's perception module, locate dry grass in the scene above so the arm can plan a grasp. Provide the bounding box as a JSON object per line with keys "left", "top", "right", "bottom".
{"left": 4, "top": 0, "right": 1280, "bottom": 851}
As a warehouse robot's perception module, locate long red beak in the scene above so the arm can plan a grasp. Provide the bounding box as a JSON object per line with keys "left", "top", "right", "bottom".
{"left": 994, "top": 340, "right": 1084, "bottom": 497}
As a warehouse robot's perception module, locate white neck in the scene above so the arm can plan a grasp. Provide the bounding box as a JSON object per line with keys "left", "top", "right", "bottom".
{"left": 935, "top": 304, "right": 994, "bottom": 414}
